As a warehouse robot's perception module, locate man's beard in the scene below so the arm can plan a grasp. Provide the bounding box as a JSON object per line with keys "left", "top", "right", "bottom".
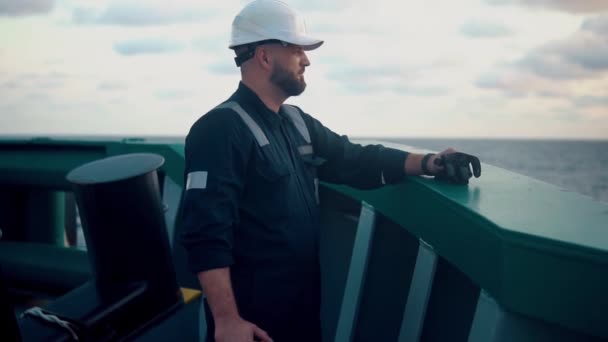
{"left": 270, "top": 62, "right": 306, "bottom": 97}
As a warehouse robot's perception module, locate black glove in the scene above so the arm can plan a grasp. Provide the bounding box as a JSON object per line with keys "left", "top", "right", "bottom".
{"left": 433, "top": 152, "right": 481, "bottom": 185}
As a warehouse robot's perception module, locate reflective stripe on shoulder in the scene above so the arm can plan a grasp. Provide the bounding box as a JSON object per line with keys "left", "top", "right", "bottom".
{"left": 216, "top": 101, "right": 269, "bottom": 147}
{"left": 282, "top": 104, "right": 311, "bottom": 144}
{"left": 186, "top": 171, "right": 208, "bottom": 190}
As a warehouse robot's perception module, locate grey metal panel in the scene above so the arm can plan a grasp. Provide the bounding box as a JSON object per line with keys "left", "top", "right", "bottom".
{"left": 162, "top": 176, "right": 182, "bottom": 250}
{"left": 397, "top": 240, "right": 438, "bottom": 342}
{"left": 333, "top": 202, "right": 376, "bottom": 342}
{"left": 467, "top": 291, "right": 602, "bottom": 342}
{"left": 467, "top": 290, "right": 501, "bottom": 342}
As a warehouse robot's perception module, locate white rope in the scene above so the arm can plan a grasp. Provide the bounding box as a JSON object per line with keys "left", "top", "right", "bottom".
{"left": 20, "top": 306, "right": 80, "bottom": 341}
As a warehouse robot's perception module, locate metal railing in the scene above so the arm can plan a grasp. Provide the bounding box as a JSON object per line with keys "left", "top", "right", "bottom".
{"left": 0, "top": 137, "right": 606, "bottom": 341}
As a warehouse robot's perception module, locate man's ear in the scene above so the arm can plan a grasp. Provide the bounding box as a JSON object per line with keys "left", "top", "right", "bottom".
{"left": 255, "top": 47, "right": 273, "bottom": 70}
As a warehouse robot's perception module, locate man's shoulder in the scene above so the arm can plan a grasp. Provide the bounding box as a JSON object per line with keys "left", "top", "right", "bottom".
{"left": 186, "top": 101, "right": 250, "bottom": 142}
{"left": 196, "top": 101, "right": 242, "bottom": 122}
{"left": 193, "top": 100, "right": 251, "bottom": 127}
{"left": 283, "top": 104, "right": 317, "bottom": 122}
{"left": 283, "top": 104, "right": 323, "bottom": 130}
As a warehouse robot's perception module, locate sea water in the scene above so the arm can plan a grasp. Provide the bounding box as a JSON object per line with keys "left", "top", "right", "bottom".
{"left": 382, "top": 138, "right": 608, "bottom": 204}
{"left": 140, "top": 135, "right": 608, "bottom": 204}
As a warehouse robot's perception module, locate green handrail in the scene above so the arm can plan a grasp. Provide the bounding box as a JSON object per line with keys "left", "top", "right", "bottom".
{"left": 1, "top": 136, "right": 606, "bottom": 338}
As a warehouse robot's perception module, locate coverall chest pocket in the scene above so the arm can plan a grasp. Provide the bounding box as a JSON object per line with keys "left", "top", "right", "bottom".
{"left": 256, "top": 160, "right": 291, "bottom": 181}
{"left": 300, "top": 154, "right": 325, "bottom": 204}
{"left": 250, "top": 160, "right": 293, "bottom": 217}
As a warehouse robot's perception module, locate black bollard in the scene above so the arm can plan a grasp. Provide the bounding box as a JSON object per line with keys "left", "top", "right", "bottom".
{"left": 65, "top": 153, "right": 181, "bottom": 334}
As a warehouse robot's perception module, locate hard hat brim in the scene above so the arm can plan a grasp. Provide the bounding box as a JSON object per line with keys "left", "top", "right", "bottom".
{"left": 286, "top": 35, "right": 323, "bottom": 51}
{"left": 229, "top": 36, "right": 323, "bottom": 51}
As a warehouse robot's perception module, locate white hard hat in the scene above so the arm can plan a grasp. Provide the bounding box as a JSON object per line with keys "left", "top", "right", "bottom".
{"left": 229, "top": 0, "right": 323, "bottom": 51}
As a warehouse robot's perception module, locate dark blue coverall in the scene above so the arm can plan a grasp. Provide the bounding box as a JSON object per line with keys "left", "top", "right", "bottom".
{"left": 181, "top": 82, "right": 409, "bottom": 341}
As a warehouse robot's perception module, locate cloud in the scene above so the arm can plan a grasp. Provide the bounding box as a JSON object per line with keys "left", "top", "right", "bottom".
{"left": 396, "top": 86, "right": 449, "bottom": 97}
{"left": 207, "top": 60, "right": 238, "bottom": 75}
{"left": 192, "top": 36, "right": 227, "bottom": 52}
{"left": 476, "top": 63, "right": 604, "bottom": 100}
{"left": 37, "top": 80, "right": 64, "bottom": 89}
{"left": 311, "top": 22, "right": 384, "bottom": 35}
{"left": 73, "top": 3, "right": 214, "bottom": 26}
{"left": 155, "top": 89, "right": 195, "bottom": 100}
{"left": 1, "top": 71, "right": 68, "bottom": 90}
{"left": 327, "top": 66, "right": 406, "bottom": 94}
{"left": 574, "top": 96, "right": 608, "bottom": 108}
{"left": 326, "top": 65, "right": 409, "bottom": 93}
{"left": 517, "top": 51, "right": 592, "bottom": 80}
{"left": 460, "top": 19, "right": 513, "bottom": 38}
{"left": 325, "top": 64, "right": 448, "bottom": 96}
{"left": 71, "top": 7, "right": 97, "bottom": 24}
{"left": 289, "top": 0, "right": 355, "bottom": 12}
{"left": 582, "top": 15, "right": 608, "bottom": 34}
{"left": 0, "top": 0, "right": 54, "bottom": 16}
{"left": 556, "top": 40, "right": 608, "bottom": 71}
{"left": 499, "top": 15, "right": 608, "bottom": 81}
{"left": 485, "top": 0, "right": 608, "bottom": 13}
{"left": 474, "top": 62, "right": 590, "bottom": 98}
{"left": 1, "top": 81, "right": 19, "bottom": 89}
{"left": 25, "top": 92, "right": 51, "bottom": 101}
{"left": 97, "top": 81, "right": 128, "bottom": 91}
{"left": 537, "top": 90, "right": 569, "bottom": 98}
{"left": 475, "top": 73, "right": 507, "bottom": 89}
{"left": 518, "top": 32, "right": 608, "bottom": 79}
{"left": 113, "top": 38, "right": 185, "bottom": 56}
{"left": 475, "top": 72, "right": 531, "bottom": 97}
{"left": 327, "top": 65, "right": 416, "bottom": 84}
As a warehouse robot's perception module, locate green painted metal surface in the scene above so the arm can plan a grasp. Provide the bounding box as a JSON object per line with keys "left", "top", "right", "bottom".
{"left": 24, "top": 190, "right": 65, "bottom": 245}
{"left": 324, "top": 142, "right": 608, "bottom": 339}
{"left": 0, "top": 137, "right": 185, "bottom": 189}
{"left": 0, "top": 241, "right": 90, "bottom": 295}
{"left": 1, "top": 136, "right": 607, "bottom": 338}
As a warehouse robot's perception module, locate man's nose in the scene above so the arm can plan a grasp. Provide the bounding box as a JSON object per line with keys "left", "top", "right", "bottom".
{"left": 301, "top": 52, "right": 310, "bottom": 67}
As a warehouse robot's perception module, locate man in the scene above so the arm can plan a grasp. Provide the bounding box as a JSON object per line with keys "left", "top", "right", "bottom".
{"left": 180, "top": 1, "right": 481, "bottom": 341}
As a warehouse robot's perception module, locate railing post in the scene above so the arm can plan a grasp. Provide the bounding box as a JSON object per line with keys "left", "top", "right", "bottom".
{"left": 25, "top": 190, "right": 65, "bottom": 245}
{"left": 397, "top": 240, "right": 438, "bottom": 342}
{"left": 333, "top": 202, "right": 376, "bottom": 342}
{"left": 467, "top": 290, "right": 601, "bottom": 342}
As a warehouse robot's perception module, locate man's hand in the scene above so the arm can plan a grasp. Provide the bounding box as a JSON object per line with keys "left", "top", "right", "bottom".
{"left": 198, "top": 268, "right": 273, "bottom": 342}
{"left": 427, "top": 149, "right": 482, "bottom": 185}
{"left": 215, "top": 316, "right": 273, "bottom": 342}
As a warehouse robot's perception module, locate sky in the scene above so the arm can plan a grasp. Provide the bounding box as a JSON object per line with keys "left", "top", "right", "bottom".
{"left": 1, "top": 0, "right": 607, "bottom": 139}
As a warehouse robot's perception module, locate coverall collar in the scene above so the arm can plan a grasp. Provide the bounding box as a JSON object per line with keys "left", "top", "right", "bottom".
{"left": 237, "top": 82, "right": 288, "bottom": 129}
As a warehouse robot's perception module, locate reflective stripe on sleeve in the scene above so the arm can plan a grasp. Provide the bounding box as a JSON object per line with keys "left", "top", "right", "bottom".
{"left": 186, "top": 171, "right": 208, "bottom": 190}
{"left": 216, "top": 101, "right": 270, "bottom": 147}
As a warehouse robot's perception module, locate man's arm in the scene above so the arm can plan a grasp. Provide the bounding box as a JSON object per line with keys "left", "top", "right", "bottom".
{"left": 180, "top": 110, "right": 272, "bottom": 341}
{"left": 300, "top": 110, "right": 479, "bottom": 186}
{"left": 301, "top": 112, "right": 409, "bottom": 188}
{"left": 199, "top": 268, "right": 272, "bottom": 342}
{"left": 199, "top": 268, "right": 239, "bottom": 323}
